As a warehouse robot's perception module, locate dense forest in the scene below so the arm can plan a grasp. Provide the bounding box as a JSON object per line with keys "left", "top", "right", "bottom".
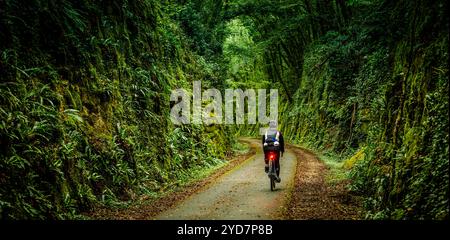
{"left": 0, "top": 0, "right": 448, "bottom": 219}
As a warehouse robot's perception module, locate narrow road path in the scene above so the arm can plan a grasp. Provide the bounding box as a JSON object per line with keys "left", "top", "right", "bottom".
{"left": 88, "top": 138, "right": 361, "bottom": 220}
{"left": 155, "top": 138, "right": 297, "bottom": 220}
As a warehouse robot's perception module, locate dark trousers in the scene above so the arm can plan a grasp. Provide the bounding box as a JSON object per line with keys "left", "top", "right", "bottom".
{"left": 264, "top": 151, "right": 280, "bottom": 176}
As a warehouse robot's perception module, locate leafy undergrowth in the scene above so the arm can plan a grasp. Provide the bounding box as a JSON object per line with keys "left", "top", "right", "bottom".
{"left": 0, "top": 0, "right": 233, "bottom": 219}
{"left": 320, "top": 152, "right": 351, "bottom": 186}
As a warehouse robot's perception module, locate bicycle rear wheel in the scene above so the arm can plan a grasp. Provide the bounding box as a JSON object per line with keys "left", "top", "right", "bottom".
{"left": 270, "top": 176, "right": 275, "bottom": 191}
{"left": 269, "top": 161, "right": 276, "bottom": 191}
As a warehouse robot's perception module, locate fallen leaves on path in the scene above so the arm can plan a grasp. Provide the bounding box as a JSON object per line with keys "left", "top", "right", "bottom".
{"left": 284, "top": 145, "right": 362, "bottom": 220}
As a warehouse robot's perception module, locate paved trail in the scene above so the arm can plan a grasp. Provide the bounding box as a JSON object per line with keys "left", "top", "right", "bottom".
{"left": 156, "top": 138, "right": 297, "bottom": 220}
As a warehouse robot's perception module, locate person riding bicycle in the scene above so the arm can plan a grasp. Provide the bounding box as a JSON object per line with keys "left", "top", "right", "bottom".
{"left": 262, "top": 120, "right": 284, "bottom": 183}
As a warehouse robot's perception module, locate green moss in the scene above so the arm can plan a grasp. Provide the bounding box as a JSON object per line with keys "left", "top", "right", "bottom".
{"left": 0, "top": 0, "right": 233, "bottom": 219}
{"left": 343, "top": 147, "right": 366, "bottom": 170}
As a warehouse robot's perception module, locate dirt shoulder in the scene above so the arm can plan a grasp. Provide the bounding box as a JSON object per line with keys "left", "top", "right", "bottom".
{"left": 284, "top": 144, "right": 362, "bottom": 220}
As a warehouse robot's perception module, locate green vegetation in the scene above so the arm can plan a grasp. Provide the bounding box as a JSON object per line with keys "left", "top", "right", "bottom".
{"left": 1, "top": 0, "right": 448, "bottom": 219}
{"left": 0, "top": 0, "right": 233, "bottom": 219}
{"left": 225, "top": 0, "right": 448, "bottom": 219}
{"left": 282, "top": 0, "right": 449, "bottom": 220}
{"left": 320, "top": 152, "right": 349, "bottom": 185}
